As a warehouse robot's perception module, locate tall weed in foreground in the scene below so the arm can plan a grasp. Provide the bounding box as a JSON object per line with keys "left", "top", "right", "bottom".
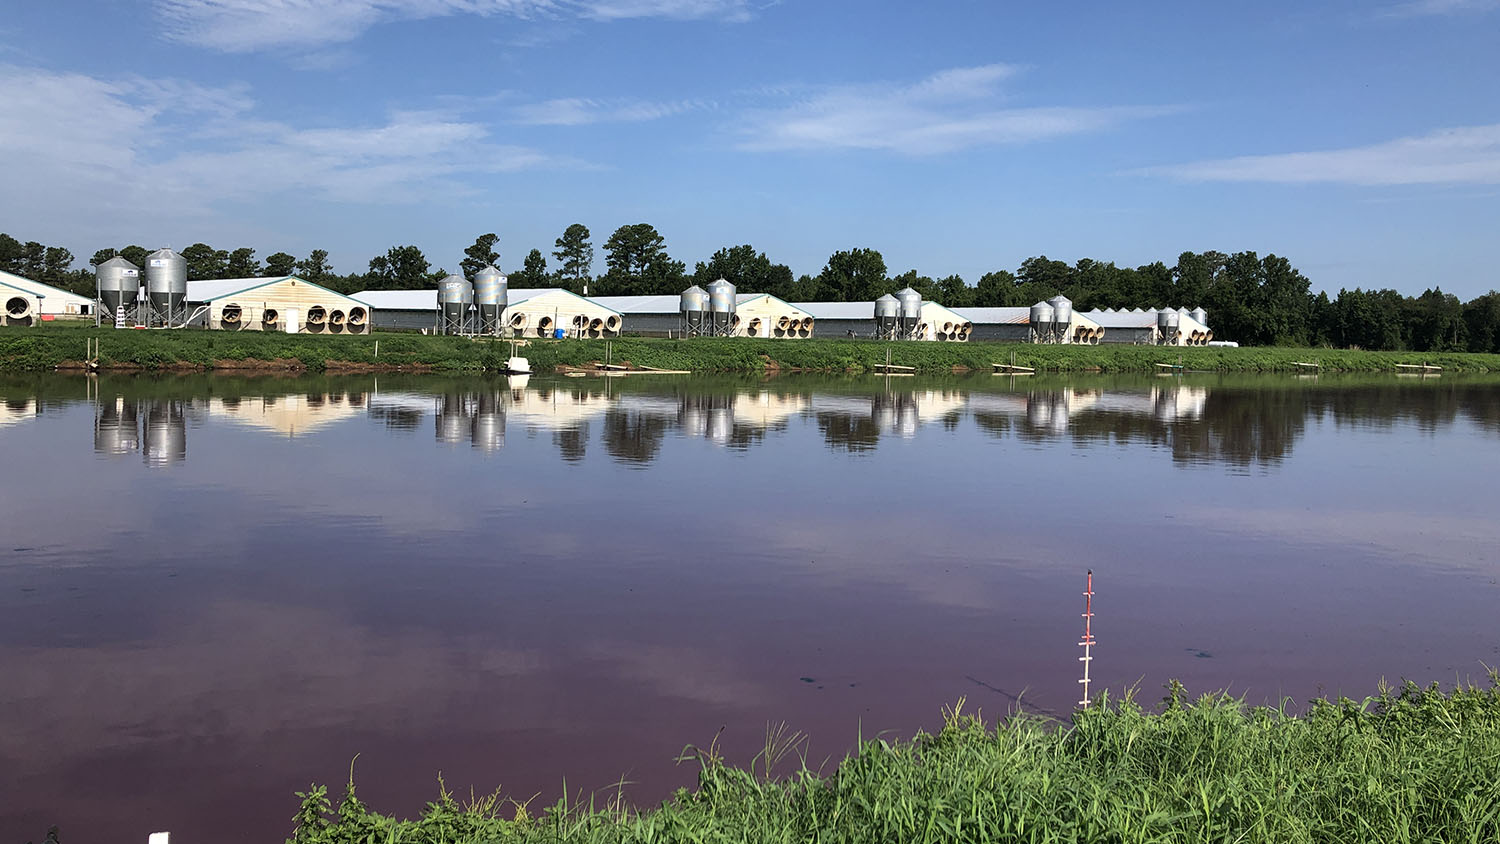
{"left": 289, "top": 676, "right": 1500, "bottom": 843}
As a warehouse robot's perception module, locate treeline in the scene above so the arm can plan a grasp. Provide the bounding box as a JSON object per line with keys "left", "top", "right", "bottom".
{"left": 4, "top": 228, "right": 1497, "bottom": 352}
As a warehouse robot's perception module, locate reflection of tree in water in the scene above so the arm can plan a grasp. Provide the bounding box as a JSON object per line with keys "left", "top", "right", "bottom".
{"left": 554, "top": 423, "right": 589, "bottom": 462}
{"left": 1169, "top": 389, "right": 1303, "bottom": 467}
{"left": 816, "top": 411, "right": 881, "bottom": 453}
{"left": 603, "top": 409, "right": 669, "bottom": 466}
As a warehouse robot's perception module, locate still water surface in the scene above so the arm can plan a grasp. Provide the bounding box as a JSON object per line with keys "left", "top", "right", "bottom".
{"left": 2, "top": 372, "right": 1497, "bottom": 840}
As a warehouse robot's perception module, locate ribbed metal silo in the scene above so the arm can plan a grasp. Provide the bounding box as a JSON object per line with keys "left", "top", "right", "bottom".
{"left": 95, "top": 256, "right": 141, "bottom": 319}
{"left": 1156, "top": 309, "right": 1180, "bottom": 345}
{"left": 438, "top": 273, "right": 473, "bottom": 335}
{"left": 145, "top": 248, "right": 187, "bottom": 326}
{"left": 680, "top": 285, "right": 709, "bottom": 336}
{"left": 1190, "top": 306, "right": 1208, "bottom": 327}
{"left": 874, "top": 294, "right": 898, "bottom": 338}
{"left": 473, "top": 266, "right": 505, "bottom": 335}
{"left": 707, "top": 278, "right": 736, "bottom": 336}
{"left": 895, "top": 287, "right": 922, "bottom": 338}
{"left": 1029, "top": 301, "right": 1055, "bottom": 343}
{"left": 1048, "top": 294, "right": 1073, "bottom": 328}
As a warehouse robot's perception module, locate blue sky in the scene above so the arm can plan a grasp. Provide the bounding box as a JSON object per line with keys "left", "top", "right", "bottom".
{"left": 1, "top": 0, "right": 1497, "bottom": 297}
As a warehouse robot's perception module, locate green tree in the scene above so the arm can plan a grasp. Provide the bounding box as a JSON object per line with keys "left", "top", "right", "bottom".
{"left": 818, "top": 248, "right": 888, "bottom": 302}
{"left": 600, "top": 223, "right": 683, "bottom": 295}
{"left": 226, "top": 247, "right": 261, "bottom": 278}
{"left": 366, "top": 245, "right": 431, "bottom": 290}
{"left": 889, "top": 270, "right": 938, "bottom": 304}
{"left": 693, "top": 245, "right": 794, "bottom": 300}
{"left": 462, "top": 233, "right": 500, "bottom": 279}
{"left": 182, "top": 243, "right": 228, "bottom": 280}
{"left": 265, "top": 252, "right": 297, "bottom": 277}
{"left": 90, "top": 248, "right": 119, "bottom": 267}
{"left": 296, "top": 249, "right": 332, "bottom": 283}
{"left": 1408, "top": 287, "right": 1466, "bottom": 351}
{"left": 1173, "top": 251, "right": 1227, "bottom": 307}
{"left": 1463, "top": 291, "right": 1500, "bottom": 353}
{"left": 933, "top": 275, "right": 973, "bottom": 308}
{"left": 120, "top": 245, "right": 150, "bottom": 271}
{"left": 552, "top": 224, "right": 593, "bottom": 294}
{"left": 974, "top": 270, "right": 1018, "bottom": 307}
{"left": 0, "top": 233, "right": 22, "bottom": 274}
{"left": 510, "top": 248, "right": 549, "bottom": 287}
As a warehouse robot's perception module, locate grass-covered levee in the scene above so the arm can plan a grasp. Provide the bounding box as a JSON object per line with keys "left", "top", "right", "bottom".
{"left": 6, "top": 324, "right": 1500, "bottom": 373}
{"left": 288, "top": 677, "right": 1500, "bottom": 843}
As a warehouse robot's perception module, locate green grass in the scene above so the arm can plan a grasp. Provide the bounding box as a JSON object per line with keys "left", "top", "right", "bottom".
{"left": 288, "top": 678, "right": 1500, "bottom": 844}
{"left": 5, "top": 324, "right": 1500, "bottom": 373}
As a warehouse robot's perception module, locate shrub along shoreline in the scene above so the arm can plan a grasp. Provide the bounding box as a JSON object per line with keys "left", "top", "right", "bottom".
{"left": 289, "top": 679, "right": 1500, "bottom": 843}
{"left": 3, "top": 325, "right": 1499, "bottom": 374}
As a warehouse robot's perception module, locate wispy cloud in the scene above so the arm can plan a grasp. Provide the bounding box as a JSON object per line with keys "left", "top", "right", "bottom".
{"left": 0, "top": 63, "right": 575, "bottom": 234}
{"left": 1146, "top": 125, "right": 1500, "bottom": 186}
{"left": 1381, "top": 0, "right": 1499, "bottom": 17}
{"left": 154, "top": 0, "right": 761, "bottom": 52}
{"left": 514, "top": 96, "right": 713, "bottom": 125}
{"left": 735, "top": 64, "right": 1174, "bottom": 155}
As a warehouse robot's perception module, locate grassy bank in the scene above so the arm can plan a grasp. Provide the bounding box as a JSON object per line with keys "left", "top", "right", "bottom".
{"left": 289, "top": 679, "right": 1500, "bottom": 844}
{"left": 5, "top": 324, "right": 1500, "bottom": 373}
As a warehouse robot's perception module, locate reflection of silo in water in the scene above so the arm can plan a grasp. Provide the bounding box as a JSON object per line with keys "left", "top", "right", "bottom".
{"left": 679, "top": 397, "right": 709, "bottom": 438}
{"left": 1153, "top": 386, "right": 1178, "bottom": 423}
{"left": 142, "top": 400, "right": 187, "bottom": 467}
{"left": 897, "top": 401, "right": 919, "bottom": 438}
{"left": 471, "top": 390, "right": 505, "bottom": 452}
{"left": 435, "top": 393, "right": 471, "bottom": 445}
{"left": 94, "top": 396, "right": 140, "bottom": 456}
{"left": 1026, "top": 394, "right": 1054, "bottom": 430}
{"left": 707, "top": 404, "right": 732, "bottom": 445}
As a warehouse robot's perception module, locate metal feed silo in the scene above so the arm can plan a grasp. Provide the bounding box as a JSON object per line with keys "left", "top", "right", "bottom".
{"left": 680, "top": 285, "right": 710, "bottom": 337}
{"left": 1029, "top": 301, "right": 1055, "bottom": 344}
{"left": 1156, "top": 309, "right": 1180, "bottom": 345}
{"left": 1190, "top": 307, "right": 1208, "bottom": 328}
{"left": 95, "top": 256, "right": 141, "bottom": 322}
{"left": 707, "top": 278, "right": 736, "bottom": 336}
{"left": 895, "top": 287, "right": 922, "bottom": 338}
{"left": 438, "top": 273, "right": 473, "bottom": 335}
{"left": 1048, "top": 295, "right": 1073, "bottom": 339}
{"left": 874, "top": 294, "right": 899, "bottom": 339}
{"left": 145, "top": 248, "right": 187, "bottom": 326}
{"left": 473, "top": 265, "right": 505, "bottom": 335}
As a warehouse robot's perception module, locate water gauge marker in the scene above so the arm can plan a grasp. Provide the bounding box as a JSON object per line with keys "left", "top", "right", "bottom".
{"left": 1079, "top": 570, "right": 1095, "bottom": 708}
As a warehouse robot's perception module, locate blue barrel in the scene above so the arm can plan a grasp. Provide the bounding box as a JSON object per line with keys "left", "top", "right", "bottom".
{"left": 554, "top": 328, "right": 565, "bottom": 339}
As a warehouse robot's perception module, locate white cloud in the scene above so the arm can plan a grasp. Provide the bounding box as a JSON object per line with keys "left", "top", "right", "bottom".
{"left": 1147, "top": 125, "right": 1500, "bottom": 186}
{"left": 736, "top": 64, "right": 1173, "bottom": 155}
{"left": 513, "top": 96, "right": 712, "bottom": 125}
{"left": 155, "top": 0, "right": 759, "bottom": 52}
{"left": 0, "top": 64, "right": 573, "bottom": 237}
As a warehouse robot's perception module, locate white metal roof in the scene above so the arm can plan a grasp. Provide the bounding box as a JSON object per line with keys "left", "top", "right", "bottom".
{"left": 1080, "top": 309, "right": 1158, "bottom": 329}
{"left": 953, "top": 307, "right": 1030, "bottom": 325}
{"left": 586, "top": 294, "right": 682, "bottom": 314}
{"left": 0, "top": 269, "right": 91, "bottom": 307}
{"left": 353, "top": 287, "right": 604, "bottom": 312}
{"left": 0, "top": 278, "right": 43, "bottom": 298}
{"left": 791, "top": 301, "right": 875, "bottom": 320}
{"left": 186, "top": 276, "right": 370, "bottom": 306}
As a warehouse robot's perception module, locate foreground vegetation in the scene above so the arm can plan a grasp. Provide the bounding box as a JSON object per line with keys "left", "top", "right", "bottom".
{"left": 289, "top": 679, "right": 1500, "bottom": 844}
{"left": 4, "top": 325, "right": 1500, "bottom": 374}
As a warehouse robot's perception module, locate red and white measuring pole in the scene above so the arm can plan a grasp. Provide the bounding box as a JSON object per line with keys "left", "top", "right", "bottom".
{"left": 1078, "top": 569, "right": 1095, "bottom": 708}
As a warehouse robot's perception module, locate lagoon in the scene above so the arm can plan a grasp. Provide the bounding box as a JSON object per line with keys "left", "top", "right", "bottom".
{"left": 1, "top": 372, "right": 1497, "bottom": 841}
